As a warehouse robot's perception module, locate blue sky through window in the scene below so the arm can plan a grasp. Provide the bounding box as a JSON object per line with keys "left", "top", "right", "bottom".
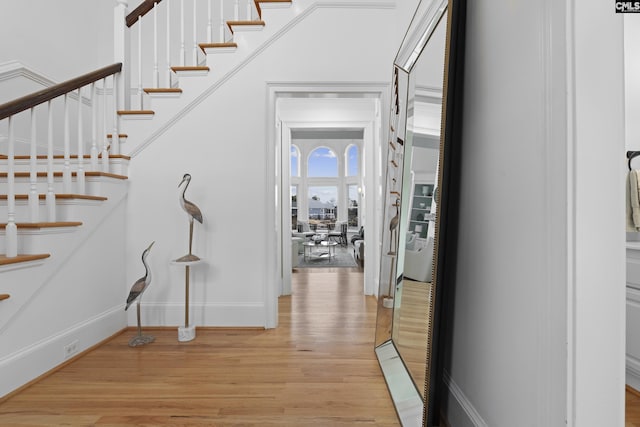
{"left": 347, "top": 145, "right": 359, "bottom": 176}
{"left": 308, "top": 147, "right": 338, "bottom": 177}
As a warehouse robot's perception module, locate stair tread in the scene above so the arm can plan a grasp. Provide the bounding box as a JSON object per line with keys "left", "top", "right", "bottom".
{"left": 0, "top": 154, "right": 130, "bottom": 161}
{"left": 255, "top": 0, "right": 292, "bottom": 18}
{"left": 143, "top": 88, "right": 183, "bottom": 93}
{"left": 117, "top": 110, "right": 155, "bottom": 115}
{"left": 0, "top": 171, "right": 128, "bottom": 180}
{"left": 199, "top": 42, "right": 238, "bottom": 52}
{"left": 0, "top": 253, "right": 50, "bottom": 266}
{"left": 0, "top": 221, "right": 83, "bottom": 229}
{"left": 0, "top": 194, "right": 108, "bottom": 201}
{"left": 171, "top": 66, "right": 210, "bottom": 72}
{"left": 106, "top": 133, "right": 128, "bottom": 138}
{"left": 227, "top": 20, "right": 266, "bottom": 25}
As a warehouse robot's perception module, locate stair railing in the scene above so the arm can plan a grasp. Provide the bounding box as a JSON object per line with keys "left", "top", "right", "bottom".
{"left": 0, "top": 63, "right": 122, "bottom": 257}
{"left": 117, "top": 0, "right": 259, "bottom": 112}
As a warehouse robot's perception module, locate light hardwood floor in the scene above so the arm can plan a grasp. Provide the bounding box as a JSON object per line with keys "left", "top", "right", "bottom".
{"left": 0, "top": 267, "right": 400, "bottom": 426}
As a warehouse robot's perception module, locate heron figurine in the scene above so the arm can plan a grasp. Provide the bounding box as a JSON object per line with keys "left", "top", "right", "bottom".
{"left": 388, "top": 198, "right": 400, "bottom": 255}
{"left": 176, "top": 173, "right": 203, "bottom": 262}
{"left": 126, "top": 241, "right": 155, "bottom": 347}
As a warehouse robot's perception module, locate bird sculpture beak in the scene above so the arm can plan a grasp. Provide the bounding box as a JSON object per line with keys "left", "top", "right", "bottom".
{"left": 147, "top": 241, "right": 155, "bottom": 251}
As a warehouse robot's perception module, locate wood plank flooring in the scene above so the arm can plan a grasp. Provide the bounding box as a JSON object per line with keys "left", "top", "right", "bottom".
{"left": 0, "top": 267, "right": 400, "bottom": 426}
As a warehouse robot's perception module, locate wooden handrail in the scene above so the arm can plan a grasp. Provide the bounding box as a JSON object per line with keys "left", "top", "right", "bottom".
{"left": 126, "top": 0, "right": 163, "bottom": 27}
{"left": 0, "top": 294, "right": 10, "bottom": 301}
{"left": 0, "top": 63, "right": 122, "bottom": 121}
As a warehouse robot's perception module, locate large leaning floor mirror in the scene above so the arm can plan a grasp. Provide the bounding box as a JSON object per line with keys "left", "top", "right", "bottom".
{"left": 374, "top": 0, "right": 465, "bottom": 425}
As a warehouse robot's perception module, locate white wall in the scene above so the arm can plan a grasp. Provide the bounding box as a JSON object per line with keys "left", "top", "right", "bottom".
{"left": 124, "top": 5, "right": 397, "bottom": 327}
{"left": 443, "top": 0, "right": 625, "bottom": 426}
{"left": 0, "top": 0, "right": 113, "bottom": 83}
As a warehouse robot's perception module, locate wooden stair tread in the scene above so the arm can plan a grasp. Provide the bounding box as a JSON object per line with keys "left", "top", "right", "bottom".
{"left": 199, "top": 42, "right": 238, "bottom": 51}
{"left": 171, "top": 66, "right": 210, "bottom": 72}
{"left": 227, "top": 20, "right": 266, "bottom": 33}
{"left": 0, "top": 194, "right": 108, "bottom": 201}
{"left": 0, "top": 171, "right": 128, "bottom": 180}
{"left": 0, "top": 253, "right": 50, "bottom": 266}
{"left": 255, "top": 0, "right": 292, "bottom": 18}
{"left": 106, "top": 133, "right": 128, "bottom": 138}
{"left": 117, "top": 110, "right": 155, "bottom": 115}
{"left": 0, "top": 154, "right": 130, "bottom": 161}
{"left": 143, "top": 88, "right": 183, "bottom": 94}
{"left": 0, "top": 221, "right": 82, "bottom": 229}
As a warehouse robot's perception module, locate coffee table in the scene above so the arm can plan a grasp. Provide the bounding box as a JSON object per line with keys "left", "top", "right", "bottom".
{"left": 303, "top": 241, "right": 338, "bottom": 261}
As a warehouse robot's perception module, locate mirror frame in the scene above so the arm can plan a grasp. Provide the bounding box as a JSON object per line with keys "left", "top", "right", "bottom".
{"left": 374, "top": 0, "right": 466, "bottom": 425}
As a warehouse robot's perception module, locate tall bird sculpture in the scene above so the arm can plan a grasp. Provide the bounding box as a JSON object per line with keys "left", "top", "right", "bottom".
{"left": 177, "top": 173, "right": 203, "bottom": 262}
{"left": 126, "top": 241, "right": 155, "bottom": 347}
{"left": 388, "top": 198, "right": 400, "bottom": 255}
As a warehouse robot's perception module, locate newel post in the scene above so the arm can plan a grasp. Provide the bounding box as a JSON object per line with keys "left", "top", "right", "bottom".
{"left": 114, "top": 0, "right": 130, "bottom": 111}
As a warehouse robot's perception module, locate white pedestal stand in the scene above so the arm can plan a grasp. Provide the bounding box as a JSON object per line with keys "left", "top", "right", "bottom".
{"left": 170, "top": 258, "right": 203, "bottom": 342}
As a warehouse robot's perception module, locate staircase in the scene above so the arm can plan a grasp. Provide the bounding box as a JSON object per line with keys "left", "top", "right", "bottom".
{"left": 0, "top": 0, "right": 293, "bottom": 397}
{"left": 0, "top": 0, "right": 292, "bottom": 269}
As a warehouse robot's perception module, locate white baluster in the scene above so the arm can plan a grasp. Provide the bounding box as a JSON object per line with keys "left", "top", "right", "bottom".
{"left": 63, "top": 94, "right": 72, "bottom": 193}
{"left": 180, "top": 0, "right": 186, "bottom": 66}
{"left": 166, "top": 0, "right": 172, "bottom": 87}
{"left": 219, "top": 0, "right": 225, "bottom": 42}
{"left": 46, "top": 101, "right": 56, "bottom": 222}
{"left": 102, "top": 78, "right": 109, "bottom": 173}
{"left": 114, "top": 0, "right": 129, "bottom": 111}
{"left": 207, "top": 0, "right": 212, "bottom": 43}
{"left": 112, "top": 74, "right": 120, "bottom": 155}
{"left": 193, "top": 0, "right": 198, "bottom": 65}
{"left": 29, "top": 108, "right": 39, "bottom": 222}
{"left": 246, "top": 0, "right": 251, "bottom": 20}
{"left": 91, "top": 82, "right": 98, "bottom": 170}
{"left": 234, "top": 0, "right": 239, "bottom": 21}
{"left": 153, "top": 4, "right": 159, "bottom": 88}
{"left": 6, "top": 117, "right": 17, "bottom": 257}
{"left": 138, "top": 15, "right": 144, "bottom": 109}
{"left": 77, "top": 88, "right": 85, "bottom": 194}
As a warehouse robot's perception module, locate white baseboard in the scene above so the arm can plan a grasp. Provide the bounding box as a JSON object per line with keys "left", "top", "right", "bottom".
{"left": 442, "top": 370, "right": 488, "bottom": 427}
{"left": 0, "top": 306, "right": 125, "bottom": 399}
{"left": 128, "top": 302, "right": 267, "bottom": 328}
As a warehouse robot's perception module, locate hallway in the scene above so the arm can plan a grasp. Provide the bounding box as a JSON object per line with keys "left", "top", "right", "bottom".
{"left": 0, "top": 268, "right": 398, "bottom": 426}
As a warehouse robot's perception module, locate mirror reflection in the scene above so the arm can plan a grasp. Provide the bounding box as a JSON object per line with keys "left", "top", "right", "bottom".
{"left": 392, "top": 12, "right": 446, "bottom": 399}
{"left": 374, "top": 0, "right": 456, "bottom": 425}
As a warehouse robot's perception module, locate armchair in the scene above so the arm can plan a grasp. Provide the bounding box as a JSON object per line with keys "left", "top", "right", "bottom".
{"left": 293, "top": 220, "right": 315, "bottom": 240}
{"left": 404, "top": 236, "right": 434, "bottom": 282}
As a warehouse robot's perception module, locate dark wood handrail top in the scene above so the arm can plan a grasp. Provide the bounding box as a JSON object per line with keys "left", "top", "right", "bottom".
{"left": 126, "top": 0, "right": 163, "bottom": 27}
{"left": 0, "top": 63, "right": 122, "bottom": 121}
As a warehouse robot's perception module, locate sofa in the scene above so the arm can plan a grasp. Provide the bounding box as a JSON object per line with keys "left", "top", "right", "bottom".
{"left": 351, "top": 227, "right": 364, "bottom": 267}
{"left": 403, "top": 236, "right": 434, "bottom": 282}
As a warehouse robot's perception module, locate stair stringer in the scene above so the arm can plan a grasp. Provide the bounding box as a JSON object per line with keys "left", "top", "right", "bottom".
{"left": 0, "top": 178, "right": 128, "bottom": 398}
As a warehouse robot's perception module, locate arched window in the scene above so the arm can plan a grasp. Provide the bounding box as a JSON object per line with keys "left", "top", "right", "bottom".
{"left": 346, "top": 144, "right": 359, "bottom": 176}
{"left": 307, "top": 147, "right": 338, "bottom": 177}
{"left": 290, "top": 145, "right": 300, "bottom": 177}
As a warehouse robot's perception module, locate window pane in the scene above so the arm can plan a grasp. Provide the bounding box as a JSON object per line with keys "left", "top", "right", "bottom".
{"left": 308, "top": 186, "right": 337, "bottom": 228}
{"left": 348, "top": 184, "right": 359, "bottom": 228}
{"left": 308, "top": 147, "right": 338, "bottom": 177}
{"left": 291, "top": 185, "right": 298, "bottom": 230}
{"left": 290, "top": 145, "right": 299, "bottom": 177}
{"left": 347, "top": 145, "right": 359, "bottom": 176}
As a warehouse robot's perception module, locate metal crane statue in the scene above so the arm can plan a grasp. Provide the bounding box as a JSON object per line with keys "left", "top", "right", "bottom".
{"left": 388, "top": 198, "right": 400, "bottom": 255}
{"left": 126, "top": 241, "right": 155, "bottom": 347}
{"left": 176, "top": 173, "right": 203, "bottom": 262}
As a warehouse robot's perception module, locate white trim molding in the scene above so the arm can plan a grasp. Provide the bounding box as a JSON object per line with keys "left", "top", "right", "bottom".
{"left": 442, "top": 370, "right": 489, "bottom": 427}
